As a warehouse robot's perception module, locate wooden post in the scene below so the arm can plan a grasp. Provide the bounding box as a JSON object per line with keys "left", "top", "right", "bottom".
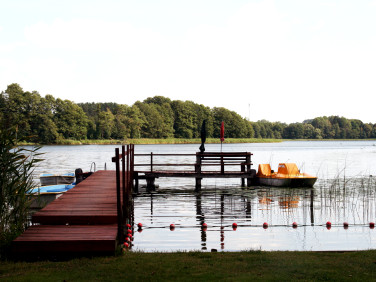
{"left": 133, "top": 172, "right": 139, "bottom": 193}
{"left": 150, "top": 152, "right": 153, "bottom": 172}
{"left": 122, "top": 145, "right": 126, "bottom": 219}
{"left": 246, "top": 154, "right": 251, "bottom": 187}
{"left": 115, "top": 148, "right": 124, "bottom": 243}
{"left": 146, "top": 177, "right": 156, "bottom": 190}
{"left": 195, "top": 153, "right": 202, "bottom": 191}
{"left": 241, "top": 163, "right": 245, "bottom": 187}
{"left": 221, "top": 155, "right": 224, "bottom": 174}
{"left": 126, "top": 144, "right": 130, "bottom": 195}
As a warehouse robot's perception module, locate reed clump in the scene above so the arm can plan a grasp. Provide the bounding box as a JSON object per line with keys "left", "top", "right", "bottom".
{"left": 0, "top": 128, "right": 43, "bottom": 258}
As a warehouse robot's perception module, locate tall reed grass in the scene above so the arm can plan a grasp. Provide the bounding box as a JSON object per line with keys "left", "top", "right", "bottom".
{"left": 0, "top": 128, "right": 43, "bottom": 258}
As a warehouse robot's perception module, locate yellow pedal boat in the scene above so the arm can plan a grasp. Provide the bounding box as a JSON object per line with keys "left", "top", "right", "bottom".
{"left": 256, "top": 163, "right": 317, "bottom": 187}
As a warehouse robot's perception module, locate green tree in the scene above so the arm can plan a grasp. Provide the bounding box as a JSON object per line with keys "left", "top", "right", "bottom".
{"left": 98, "top": 108, "right": 115, "bottom": 139}
{"left": 171, "top": 100, "right": 196, "bottom": 138}
{"left": 283, "top": 123, "right": 304, "bottom": 139}
{"left": 54, "top": 99, "right": 88, "bottom": 140}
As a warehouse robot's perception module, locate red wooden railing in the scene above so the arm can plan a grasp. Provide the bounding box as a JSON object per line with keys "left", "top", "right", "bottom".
{"left": 112, "top": 144, "right": 134, "bottom": 243}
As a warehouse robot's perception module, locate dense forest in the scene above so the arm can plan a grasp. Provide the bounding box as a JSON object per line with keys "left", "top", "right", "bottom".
{"left": 1, "top": 83, "right": 376, "bottom": 144}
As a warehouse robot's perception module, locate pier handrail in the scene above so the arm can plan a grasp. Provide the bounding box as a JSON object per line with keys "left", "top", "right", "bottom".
{"left": 133, "top": 151, "right": 253, "bottom": 173}
{"left": 112, "top": 144, "right": 134, "bottom": 243}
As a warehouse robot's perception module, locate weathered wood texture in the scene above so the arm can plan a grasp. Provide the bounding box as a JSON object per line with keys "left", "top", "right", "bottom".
{"left": 12, "top": 225, "right": 118, "bottom": 254}
{"left": 32, "top": 170, "right": 118, "bottom": 225}
{"left": 13, "top": 170, "right": 121, "bottom": 256}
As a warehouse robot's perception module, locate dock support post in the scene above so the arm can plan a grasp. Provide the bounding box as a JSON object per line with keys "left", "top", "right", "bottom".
{"left": 133, "top": 172, "right": 139, "bottom": 193}
{"left": 241, "top": 163, "right": 245, "bottom": 187}
{"left": 246, "top": 154, "right": 251, "bottom": 187}
{"left": 146, "top": 177, "right": 156, "bottom": 190}
{"left": 220, "top": 156, "right": 224, "bottom": 174}
{"left": 195, "top": 153, "right": 202, "bottom": 192}
{"left": 195, "top": 178, "right": 202, "bottom": 192}
{"left": 115, "top": 148, "right": 124, "bottom": 243}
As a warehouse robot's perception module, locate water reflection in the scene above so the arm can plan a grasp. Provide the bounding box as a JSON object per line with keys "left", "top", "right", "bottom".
{"left": 132, "top": 177, "right": 376, "bottom": 251}
{"left": 28, "top": 142, "right": 376, "bottom": 251}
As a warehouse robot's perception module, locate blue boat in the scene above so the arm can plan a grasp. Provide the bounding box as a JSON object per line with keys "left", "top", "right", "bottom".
{"left": 39, "top": 173, "right": 75, "bottom": 186}
{"left": 28, "top": 184, "right": 75, "bottom": 209}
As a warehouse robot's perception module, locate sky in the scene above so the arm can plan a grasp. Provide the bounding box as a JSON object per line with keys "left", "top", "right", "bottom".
{"left": 1, "top": 0, "right": 376, "bottom": 124}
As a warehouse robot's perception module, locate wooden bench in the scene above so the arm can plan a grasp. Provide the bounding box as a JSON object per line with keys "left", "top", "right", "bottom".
{"left": 133, "top": 151, "right": 256, "bottom": 191}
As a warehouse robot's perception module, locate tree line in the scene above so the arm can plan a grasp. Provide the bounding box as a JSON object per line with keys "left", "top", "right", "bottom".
{"left": 1, "top": 83, "right": 376, "bottom": 144}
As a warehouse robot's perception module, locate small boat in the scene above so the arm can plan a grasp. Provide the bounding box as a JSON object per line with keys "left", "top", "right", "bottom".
{"left": 28, "top": 184, "right": 75, "bottom": 209}
{"left": 39, "top": 172, "right": 75, "bottom": 186}
{"left": 256, "top": 163, "right": 317, "bottom": 187}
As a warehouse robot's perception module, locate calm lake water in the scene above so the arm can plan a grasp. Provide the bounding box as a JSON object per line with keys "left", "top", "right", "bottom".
{"left": 31, "top": 141, "right": 376, "bottom": 251}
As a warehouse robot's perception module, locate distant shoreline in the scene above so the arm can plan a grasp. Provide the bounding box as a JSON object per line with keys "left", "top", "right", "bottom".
{"left": 17, "top": 138, "right": 376, "bottom": 146}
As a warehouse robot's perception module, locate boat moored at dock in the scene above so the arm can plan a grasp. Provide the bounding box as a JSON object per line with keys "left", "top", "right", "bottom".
{"left": 39, "top": 173, "right": 75, "bottom": 186}
{"left": 28, "top": 184, "right": 75, "bottom": 208}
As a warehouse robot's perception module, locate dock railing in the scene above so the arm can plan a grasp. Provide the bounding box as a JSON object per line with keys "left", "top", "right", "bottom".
{"left": 133, "top": 151, "right": 254, "bottom": 190}
{"left": 112, "top": 144, "right": 134, "bottom": 243}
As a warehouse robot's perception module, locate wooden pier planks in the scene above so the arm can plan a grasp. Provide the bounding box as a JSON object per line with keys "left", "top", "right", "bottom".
{"left": 32, "top": 170, "right": 119, "bottom": 225}
{"left": 12, "top": 225, "right": 118, "bottom": 254}
{"left": 13, "top": 170, "right": 121, "bottom": 256}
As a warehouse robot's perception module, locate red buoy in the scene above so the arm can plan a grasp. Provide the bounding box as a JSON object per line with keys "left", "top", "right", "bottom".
{"left": 137, "top": 223, "right": 143, "bottom": 228}
{"left": 344, "top": 222, "right": 349, "bottom": 229}
{"left": 326, "top": 221, "right": 332, "bottom": 230}
{"left": 126, "top": 223, "right": 131, "bottom": 228}
{"left": 263, "top": 222, "right": 268, "bottom": 229}
{"left": 232, "top": 222, "right": 237, "bottom": 228}
{"left": 125, "top": 237, "right": 130, "bottom": 242}
{"left": 202, "top": 223, "right": 208, "bottom": 228}
{"left": 128, "top": 233, "right": 132, "bottom": 238}
{"left": 127, "top": 229, "right": 132, "bottom": 234}
{"left": 123, "top": 242, "right": 129, "bottom": 248}
{"left": 370, "top": 222, "right": 375, "bottom": 229}
{"left": 170, "top": 224, "right": 175, "bottom": 230}
{"left": 292, "top": 222, "right": 298, "bottom": 228}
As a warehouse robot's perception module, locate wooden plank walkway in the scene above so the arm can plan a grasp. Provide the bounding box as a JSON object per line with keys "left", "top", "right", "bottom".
{"left": 12, "top": 225, "right": 118, "bottom": 255}
{"left": 32, "top": 170, "right": 118, "bottom": 225}
{"left": 12, "top": 170, "right": 121, "bottom": 256}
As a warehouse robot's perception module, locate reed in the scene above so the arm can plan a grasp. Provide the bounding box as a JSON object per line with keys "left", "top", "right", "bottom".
{"left": 0, "top": 128, "right": 43, "bottom": 258}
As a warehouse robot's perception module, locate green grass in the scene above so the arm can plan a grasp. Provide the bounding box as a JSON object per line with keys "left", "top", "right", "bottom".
{"left": 1, "top": 251, "right": 376, "bottom": 281}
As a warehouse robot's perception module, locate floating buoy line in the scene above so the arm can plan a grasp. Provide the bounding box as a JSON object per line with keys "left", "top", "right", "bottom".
{"left": 122, "top": 221, "right": 375, "bottom": 249}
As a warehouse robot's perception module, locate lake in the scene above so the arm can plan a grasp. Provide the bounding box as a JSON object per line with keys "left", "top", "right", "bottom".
{"left": 31, "top": 140, "right": 376, "bottom": 251}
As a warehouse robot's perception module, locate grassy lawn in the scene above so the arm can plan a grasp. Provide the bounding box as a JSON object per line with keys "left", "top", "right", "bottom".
{"left": 1, "top": 251, "right": 376, "bottom": 281}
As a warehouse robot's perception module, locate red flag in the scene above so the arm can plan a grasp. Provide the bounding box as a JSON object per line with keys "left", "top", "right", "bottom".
{"left": 220, "top": 121, "right": 225, "bottom": 142}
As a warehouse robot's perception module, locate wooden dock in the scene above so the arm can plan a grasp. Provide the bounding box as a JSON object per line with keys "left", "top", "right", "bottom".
{"left": 12, "top": 145, "right": 134, "bottom": 257}
{"left": 32, "top": 170, "right": 118, "bottom": 225}
{"left": 12, "top": 170, "right": 122, "bottom": 256}
{"left": 134, "top": 151, "right": 256, "bottom": 191}
{"left": 11, "top": 146, "right": 258, "bottom": 257}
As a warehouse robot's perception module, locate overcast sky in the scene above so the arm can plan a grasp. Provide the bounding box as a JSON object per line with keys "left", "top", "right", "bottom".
{"left": 1, "top": 0, "right": 376, "bottom": 123}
